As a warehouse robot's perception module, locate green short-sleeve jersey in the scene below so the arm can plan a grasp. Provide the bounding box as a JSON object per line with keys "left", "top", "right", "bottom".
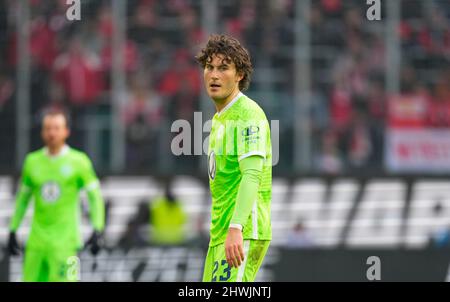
{"left": 15, "top": 146, "right": 100, "bottom": 250}
{"left": 207, "top": 92, "right": 272, "bottom": 247}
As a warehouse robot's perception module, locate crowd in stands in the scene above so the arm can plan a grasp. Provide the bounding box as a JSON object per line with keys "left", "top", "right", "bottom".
{"left": 0, "top": 0, "right": 448, "bottom": 174}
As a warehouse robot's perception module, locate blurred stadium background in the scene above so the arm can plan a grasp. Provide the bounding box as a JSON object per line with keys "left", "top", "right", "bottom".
{"left": 1, "top": 0, "right": 450, "bottom": 281}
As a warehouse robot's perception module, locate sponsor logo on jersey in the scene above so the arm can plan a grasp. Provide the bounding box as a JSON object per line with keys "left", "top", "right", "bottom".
{"left": 242, "top": 126, "right": 260, "bottom": 137}
{"left": 41, "top": 181, "right": 61, "bottom": 203}
{"left": 208, "top": 151, "right": 216, "bottom": 180}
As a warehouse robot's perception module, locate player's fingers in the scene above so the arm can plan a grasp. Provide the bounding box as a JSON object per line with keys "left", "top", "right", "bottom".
{"left": 9, "top": 243, "right": 20, "bottom": 256}
{"left": 229, "top": 246, "right": 239, "bottom": 268}
{"left": 226, "top": 246, "right": 234, "bottom": 268}
{"left": 233, "top": 245, "right": 241, "bottom": 267}
{"left": 238, "top": 243, "right": 245, "bottom": 262}
{"left": 234, "top": 245, "right": 242, "bottom": 267}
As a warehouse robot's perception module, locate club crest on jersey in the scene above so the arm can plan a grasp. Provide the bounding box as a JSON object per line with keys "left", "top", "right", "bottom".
{"left": 60, "top": 165, "right": 73, "bottom": 177}
{"left": 41, "top": 181, "right": 61, "bottom": 203}
{"left": 208, "top": 151, "right": 216, "bottom": 180}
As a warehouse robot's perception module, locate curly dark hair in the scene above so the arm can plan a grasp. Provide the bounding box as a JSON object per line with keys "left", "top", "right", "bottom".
{"left": 195, "top": 34, "right": 253, "bottom": 91}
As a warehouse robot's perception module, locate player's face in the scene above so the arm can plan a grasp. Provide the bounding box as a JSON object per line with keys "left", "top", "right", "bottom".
{"left": 41, "top": 115, "right": 70, "bottom": 148}
{"left": 204, "top": 54, "right": 243, "bottom": 103}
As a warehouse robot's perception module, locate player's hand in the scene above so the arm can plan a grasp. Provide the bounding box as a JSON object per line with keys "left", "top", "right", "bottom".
{"left": 85, "top": 231, "right": 103, "bottom": 256}
{"left": 225, "top": 227, "right": 244, "bottom": 268}
{"left": 8, "top": 232, "right": 21, "bottom": 256}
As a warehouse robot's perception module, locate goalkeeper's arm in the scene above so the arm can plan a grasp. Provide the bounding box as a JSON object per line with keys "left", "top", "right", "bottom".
{"left": 9, "top": 185, "right": 32, "bottom": 232}
{"left": 84, "top": 181, "right": 105, "bottom": 256}
{"left": 85, "top": 181, "right": 105, "bottom": 233}
{"left": 8, "top": 184, "right": 32, "bottom": 256}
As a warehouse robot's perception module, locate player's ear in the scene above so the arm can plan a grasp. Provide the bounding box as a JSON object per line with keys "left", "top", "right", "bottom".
{"left": 236, "top": 71, "right": 244, "bottom": 82}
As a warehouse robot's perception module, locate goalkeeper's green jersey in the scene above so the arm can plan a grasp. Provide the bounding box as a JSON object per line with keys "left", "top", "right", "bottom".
{"left": 207, "top": 92, "right": 272, "bottom": 247}
{"left": 10, "top": 145, "right": 105, "bottom": 250}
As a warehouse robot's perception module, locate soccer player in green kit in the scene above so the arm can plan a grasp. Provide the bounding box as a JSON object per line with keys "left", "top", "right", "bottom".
{"left": 7, "top": 109, "right": 105, "bottom": 282}
{"left": 196, "top": 34, "right": 272, "bottom": 282}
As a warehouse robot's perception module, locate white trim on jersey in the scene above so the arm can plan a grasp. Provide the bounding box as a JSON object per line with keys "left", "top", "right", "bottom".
{"left": 238, "top": 151, "right": 266, "bottom": 162}
{"left": 217, "top": 92, "right": 244, "bottom": 117}
{"left": 229, "top": 223, "right": 243, "bottom": 231}
{"left": 237, "top": 240, "right": 251, "bottom": 282}
{"left": 85, "top": 180, "right": 100, "bottom": 192}
{"left": 44, "top": 144, "right": 70, "bottom": 159}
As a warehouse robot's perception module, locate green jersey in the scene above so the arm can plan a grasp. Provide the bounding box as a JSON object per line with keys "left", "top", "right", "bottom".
{"left": 207, "top": 92, "right": 272, "bottom": 247}
{"left": 10, "top": 145, "right": 105, "bottom": 250}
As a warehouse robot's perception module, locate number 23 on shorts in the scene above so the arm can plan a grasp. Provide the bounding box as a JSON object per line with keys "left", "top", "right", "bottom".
{"left": 212, "top": 260, "right": 231, "bottom": 282}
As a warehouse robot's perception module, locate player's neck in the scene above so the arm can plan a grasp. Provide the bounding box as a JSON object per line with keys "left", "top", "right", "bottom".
{"left": 46, "top": 144, "right": 68, "bottom": 157}
{"left": 214, "top": 89, "right": 241, "bottom": 114}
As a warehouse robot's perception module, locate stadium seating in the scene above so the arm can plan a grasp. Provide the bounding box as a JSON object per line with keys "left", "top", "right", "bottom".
{"left": 2, "top": 176, "right": 450, "bottom": 250}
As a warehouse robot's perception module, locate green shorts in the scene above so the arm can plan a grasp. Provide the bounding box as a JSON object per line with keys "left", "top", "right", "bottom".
{"left": 23, "top": 246, "right": 79, "bottom": 282}
{"left": 202, "top": 240, "right": 270, "bottom": 282}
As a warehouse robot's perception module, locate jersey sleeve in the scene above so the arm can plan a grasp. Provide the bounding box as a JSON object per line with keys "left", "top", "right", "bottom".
{"left": 79, "top": 154, "right": 105, "bottom": 232}
{"left": 21, "top": 155, "right": 33, "bottom": 189}
{"left": 230, "top": 155, "right": 264, "bottom": 228}
{"left": 9, "top": 156, "right": 33, "bottom": 232}
{"left": 78, "top": 154, "right": 99, "bottom": 189}
{"left": 236, "top": 116, "right": 268, "bottom": 162}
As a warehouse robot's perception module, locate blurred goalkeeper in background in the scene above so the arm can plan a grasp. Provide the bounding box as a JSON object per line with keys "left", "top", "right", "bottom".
{"left": 7, "top": 109, "right": 105, "bottom": 282}
{"left": 196, "top": 34, "right": 272, "bottom": 282}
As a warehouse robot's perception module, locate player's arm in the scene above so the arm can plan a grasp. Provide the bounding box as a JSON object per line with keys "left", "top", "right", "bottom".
{"left": 86, "top": 181, "right": 105, "bottom": 232}
{"left": 9, "top": 157, "right": 33, "bottom": 232}
{"left": 80, "top": 155, "right": 105, "bottom": 233}
{"left": 225, "top": 155, "right": 264, "bottom": 268}
{"left": 8, "top": 157, "right": 33, "bottom": 255}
